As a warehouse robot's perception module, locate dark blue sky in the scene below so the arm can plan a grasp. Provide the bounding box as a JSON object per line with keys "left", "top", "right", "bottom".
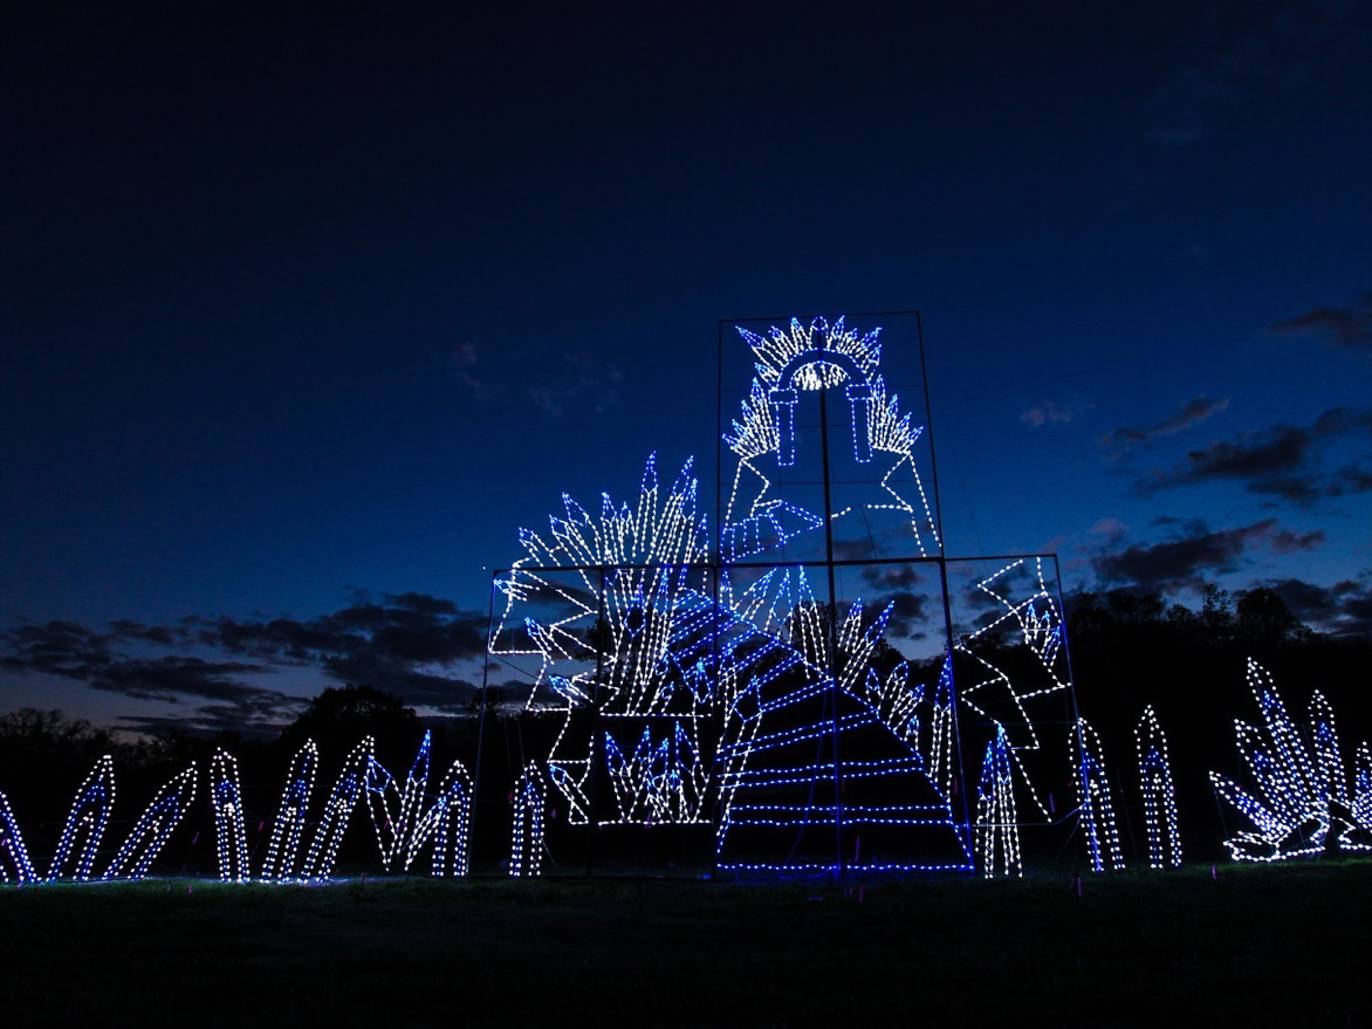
{"left": 3, "top": 3, "right": 1370, "bottom": 733}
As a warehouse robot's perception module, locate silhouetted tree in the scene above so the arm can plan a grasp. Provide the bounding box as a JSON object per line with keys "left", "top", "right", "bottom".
{"left": 279, "top": 685, "right": 422, "bottom": 768}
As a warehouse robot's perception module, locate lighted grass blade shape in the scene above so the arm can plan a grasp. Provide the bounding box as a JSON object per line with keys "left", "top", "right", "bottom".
{"left": 1136, "top": 706, "right": 1183, "bottom": 869}
{"left": 510, "top": 761, "right": 547, "bottom": 878}
{"left": 1070, "top": 717, "right": 1125, "bottom": 872}
{"left": 0, "top": 789, "right": 37, "bottom": 883}
{"left": 406, "top": 758, "right": 473, "bottom": 877}
{"left": 261, "top": 740, "right": 318, "bottom": 881}
{"left": 104, "top": 765, "right": 197, "bottom": 880}
{"left": 301, "top": 736, "right": 373, "bottom": 880}
{"left": 48, "top": 754, "right": 115, "bottom": 881}
{"left": 209, "top": 749, "right": 249, "bottom": 883}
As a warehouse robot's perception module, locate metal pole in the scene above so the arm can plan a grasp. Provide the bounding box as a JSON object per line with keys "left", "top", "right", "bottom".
{"left": 471, "top": 572, "right": 497, "bottom": 876}
{"left": 712, "top": 320, "right": 725, "bottom": 879}
{"left": 817, "top": 381, "right": 844, "bottom": 876}
{"left": 916, "top": 312, "right": 976, "bottom": 869}
{"left": 586, "top": 565, "right": 608, "bottom": 877}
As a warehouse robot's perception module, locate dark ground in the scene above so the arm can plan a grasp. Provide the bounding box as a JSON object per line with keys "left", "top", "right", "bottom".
{"left": 1, "top": 861, "right": 1366, "bottom": 1026}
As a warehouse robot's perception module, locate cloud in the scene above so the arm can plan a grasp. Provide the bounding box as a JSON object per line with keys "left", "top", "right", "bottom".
{"left": 1, "top": 592, "right": 490, "bottom": 733}
{"left": 442, "top": 341, "right": 625, "bottom": 416}
{"left": 444, "top": 341, "right": 506, "bottom": 402}
{"left": 1020, "top": 398, "right": 1090, "bottom": 428}
{"left": 1269, "top": 527, "right": 1326, "bottom": 554}
{"left": 1091, "top": 518, "right": 1320, "bottom": 591}
{"left": 1134, "top": 407, "right": 1372, "bottom": 502}
{"left": 879, "top": 591, "right": 929, "bottom": 639}
{"left": 1102, "top": 395, "right": 1229, "bottom": 455}
{"left": 1270, "top": 292, "right": 1372, "bottom": 350}
{"left": 1140, "top": 5, "right": 1356, "bottom": 150}
{"left": 193, "top": 596, "right": 488, "bottom": 707}
{"left": 859, "top": 565, "right": 922, "bottom": 590}
{"left": 1088, "top": 518, "right": 1129, "bottom": 544}
{"left": 0, "top": 620, "right": 301, "bottom": 731}
{"left": 1263, "top": 575, "right": 1372, "bottom": 638}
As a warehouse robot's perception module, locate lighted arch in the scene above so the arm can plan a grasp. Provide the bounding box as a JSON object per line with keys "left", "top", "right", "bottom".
{"left": 768, "top": 347, "right": 873, "bottom": 466}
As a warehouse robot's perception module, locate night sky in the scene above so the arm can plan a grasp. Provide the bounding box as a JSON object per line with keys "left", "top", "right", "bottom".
{"left": 3, "top": 4, "right": 1369, "bottom": 734}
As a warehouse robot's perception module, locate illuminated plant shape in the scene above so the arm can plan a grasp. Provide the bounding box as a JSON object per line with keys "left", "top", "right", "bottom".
{"left": 1070, "top": 718, "right": 1125, "bottom": 873}
{"left": 104, "top": 765, "right": 197, "bottom": 880}
{"left": 605, "top": 721, "right": 707, "bottom": 825}
{"left": 407, "top": 758, "right": 473, "bottom": 877}
{"left": 861, "top": 661, "right": 922, "bottom": 748}
{"left": 48, "top": 754, "right": 116, "bottom": 881}
{"left": 510, "top": 762, "right": 546, "bottom": 878}
{"left": 209, "top": 749, "right": 249, "bottom": 883}
{"left": 1210, "top": 659, "right": 1372, "bottom": 862}
{"left": 928, "top": 657, "right": 956, "bottom": 801}
{"left": 301, "top": 736, "right": 374, "bottom": 880}
{"left": 0, "top": 789, "right": 37, "bottom": 883}
{"left": 1354, "top": 743, "right": 1372, "bottom": 832}
{"left": 1135, "top": 706, "right": 1182, "bottom": 869}
{"left": 366, "top": 731, "right": 433, "bottom": 869}
{"left": 975, "top": 725, "right": 1020, "bottom": 878}
{"left": 491, "top": 454, "right": 715, "bottom": 827}
{"left": 260, "top": 740, "right": 317, "bottom": 881}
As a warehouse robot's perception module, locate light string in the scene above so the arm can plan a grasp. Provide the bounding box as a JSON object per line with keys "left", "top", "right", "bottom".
{"left": 0, "top": 789, "right": 36, "bottom": 883}
{"left": 104, "top": 765, "right": 197, "bottom": 880}
{"left": 47, "top": 755, "right": 115, "bottom": 881}
{"left": 974, "top": 724, "right": 1021, "bottom": 877}
{"left": 1136, "top": 706, "right": 1182, "bottom": 869}
{"left": 1070, "top": 717, "right": 1125, "bottom": 872}
{"left": 209, "top": 749, "right": 249, "bottom": 883}
{"left": 260, "top": 740, "right": 318, "bottom": 881}
{"left": 1210, "top": 658, "right": 1372, "bottom": 862}
{"left": 510, "top": 762, "right": 547, "bottom": 877}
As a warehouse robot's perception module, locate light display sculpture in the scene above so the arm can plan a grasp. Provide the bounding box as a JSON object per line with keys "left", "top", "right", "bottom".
{"left": 104, "top": 765, "right": 197, "bottom": 880}
{"left": 1136, "top": 706, "right": 1182, "bottom": 869}
{"left": 974, "top": 724, "right": 1021, "bottom": 877}
{"left": 0, "top": 789, "right": 36, "bottom": 883}
{"left": 366, "top": 730, "right": 433, "bottom": 869}
{"left": 510, "top": 762, "right": 546, "bottom": 877}
{"left": 261, "top": 740, "right": 318, "bottom": 881}
{"left": 487, "top": 314, "right": 1080, "bottom": 876}
{"left": 363, "top": 733, "right": 475, "bottom": 877}
{"left": 301, "top": 736, "right": 373, "bottom": 880}
{"left": 48, "top": 754, "right": 115, "bottom": 881}
{"left": 210, "top": 749, "right": 249, "bottom": 883}
{"left": 1210, "top": 658, "right": 1372, "bottom": 862}
{"left": 1070, "top": 717, "right": 1124, "bottom": 872}
{"left": 408, "top": 758, "right": 474, "bottom": 877}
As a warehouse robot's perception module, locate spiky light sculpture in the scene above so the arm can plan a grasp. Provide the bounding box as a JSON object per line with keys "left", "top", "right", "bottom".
{"left": 1210, "top": 659, "right": 1372, "bottom": 862}
{"left": 490, "top": 454, "right": 715, "bottom": 827}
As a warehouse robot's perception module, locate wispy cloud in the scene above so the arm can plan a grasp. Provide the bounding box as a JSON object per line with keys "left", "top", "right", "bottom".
{"left": 1092, "top": 517, "right": 1320, "bottom": 592}
{"left": 1133, "top": 407, "right": 1372, "bottom": 504}
{"left": 1101, "top": 395, "right": 1229, "bottom": 456}
{"left": 1020, "top": 398, "right": 1091, "bottom": 428}
{"left": 0, "top": 591, "right": 490, "bottom": 733}
{"left": 1270, "top": 291, "right": 1372, "bottom": 351}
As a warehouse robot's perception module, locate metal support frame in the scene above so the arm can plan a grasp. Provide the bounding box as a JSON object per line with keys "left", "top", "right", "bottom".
{"left": 474, "top": 309, "right": 1082, "bottom": 879}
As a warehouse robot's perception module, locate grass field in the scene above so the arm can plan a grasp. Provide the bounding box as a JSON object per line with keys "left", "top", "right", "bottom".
{"left": 1, "top": 861, "right": 1367, "bottom": 1026}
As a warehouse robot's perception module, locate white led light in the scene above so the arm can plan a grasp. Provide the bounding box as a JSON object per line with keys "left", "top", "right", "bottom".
{"left": 1211, "top": 658, "right": 1372, "bottom": 862}
{"left": 1136, "top": 706, "right": 1182, "bottom": 869}
{"left": 1070, "top": 717, "right": 1125, "bottom": 873}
